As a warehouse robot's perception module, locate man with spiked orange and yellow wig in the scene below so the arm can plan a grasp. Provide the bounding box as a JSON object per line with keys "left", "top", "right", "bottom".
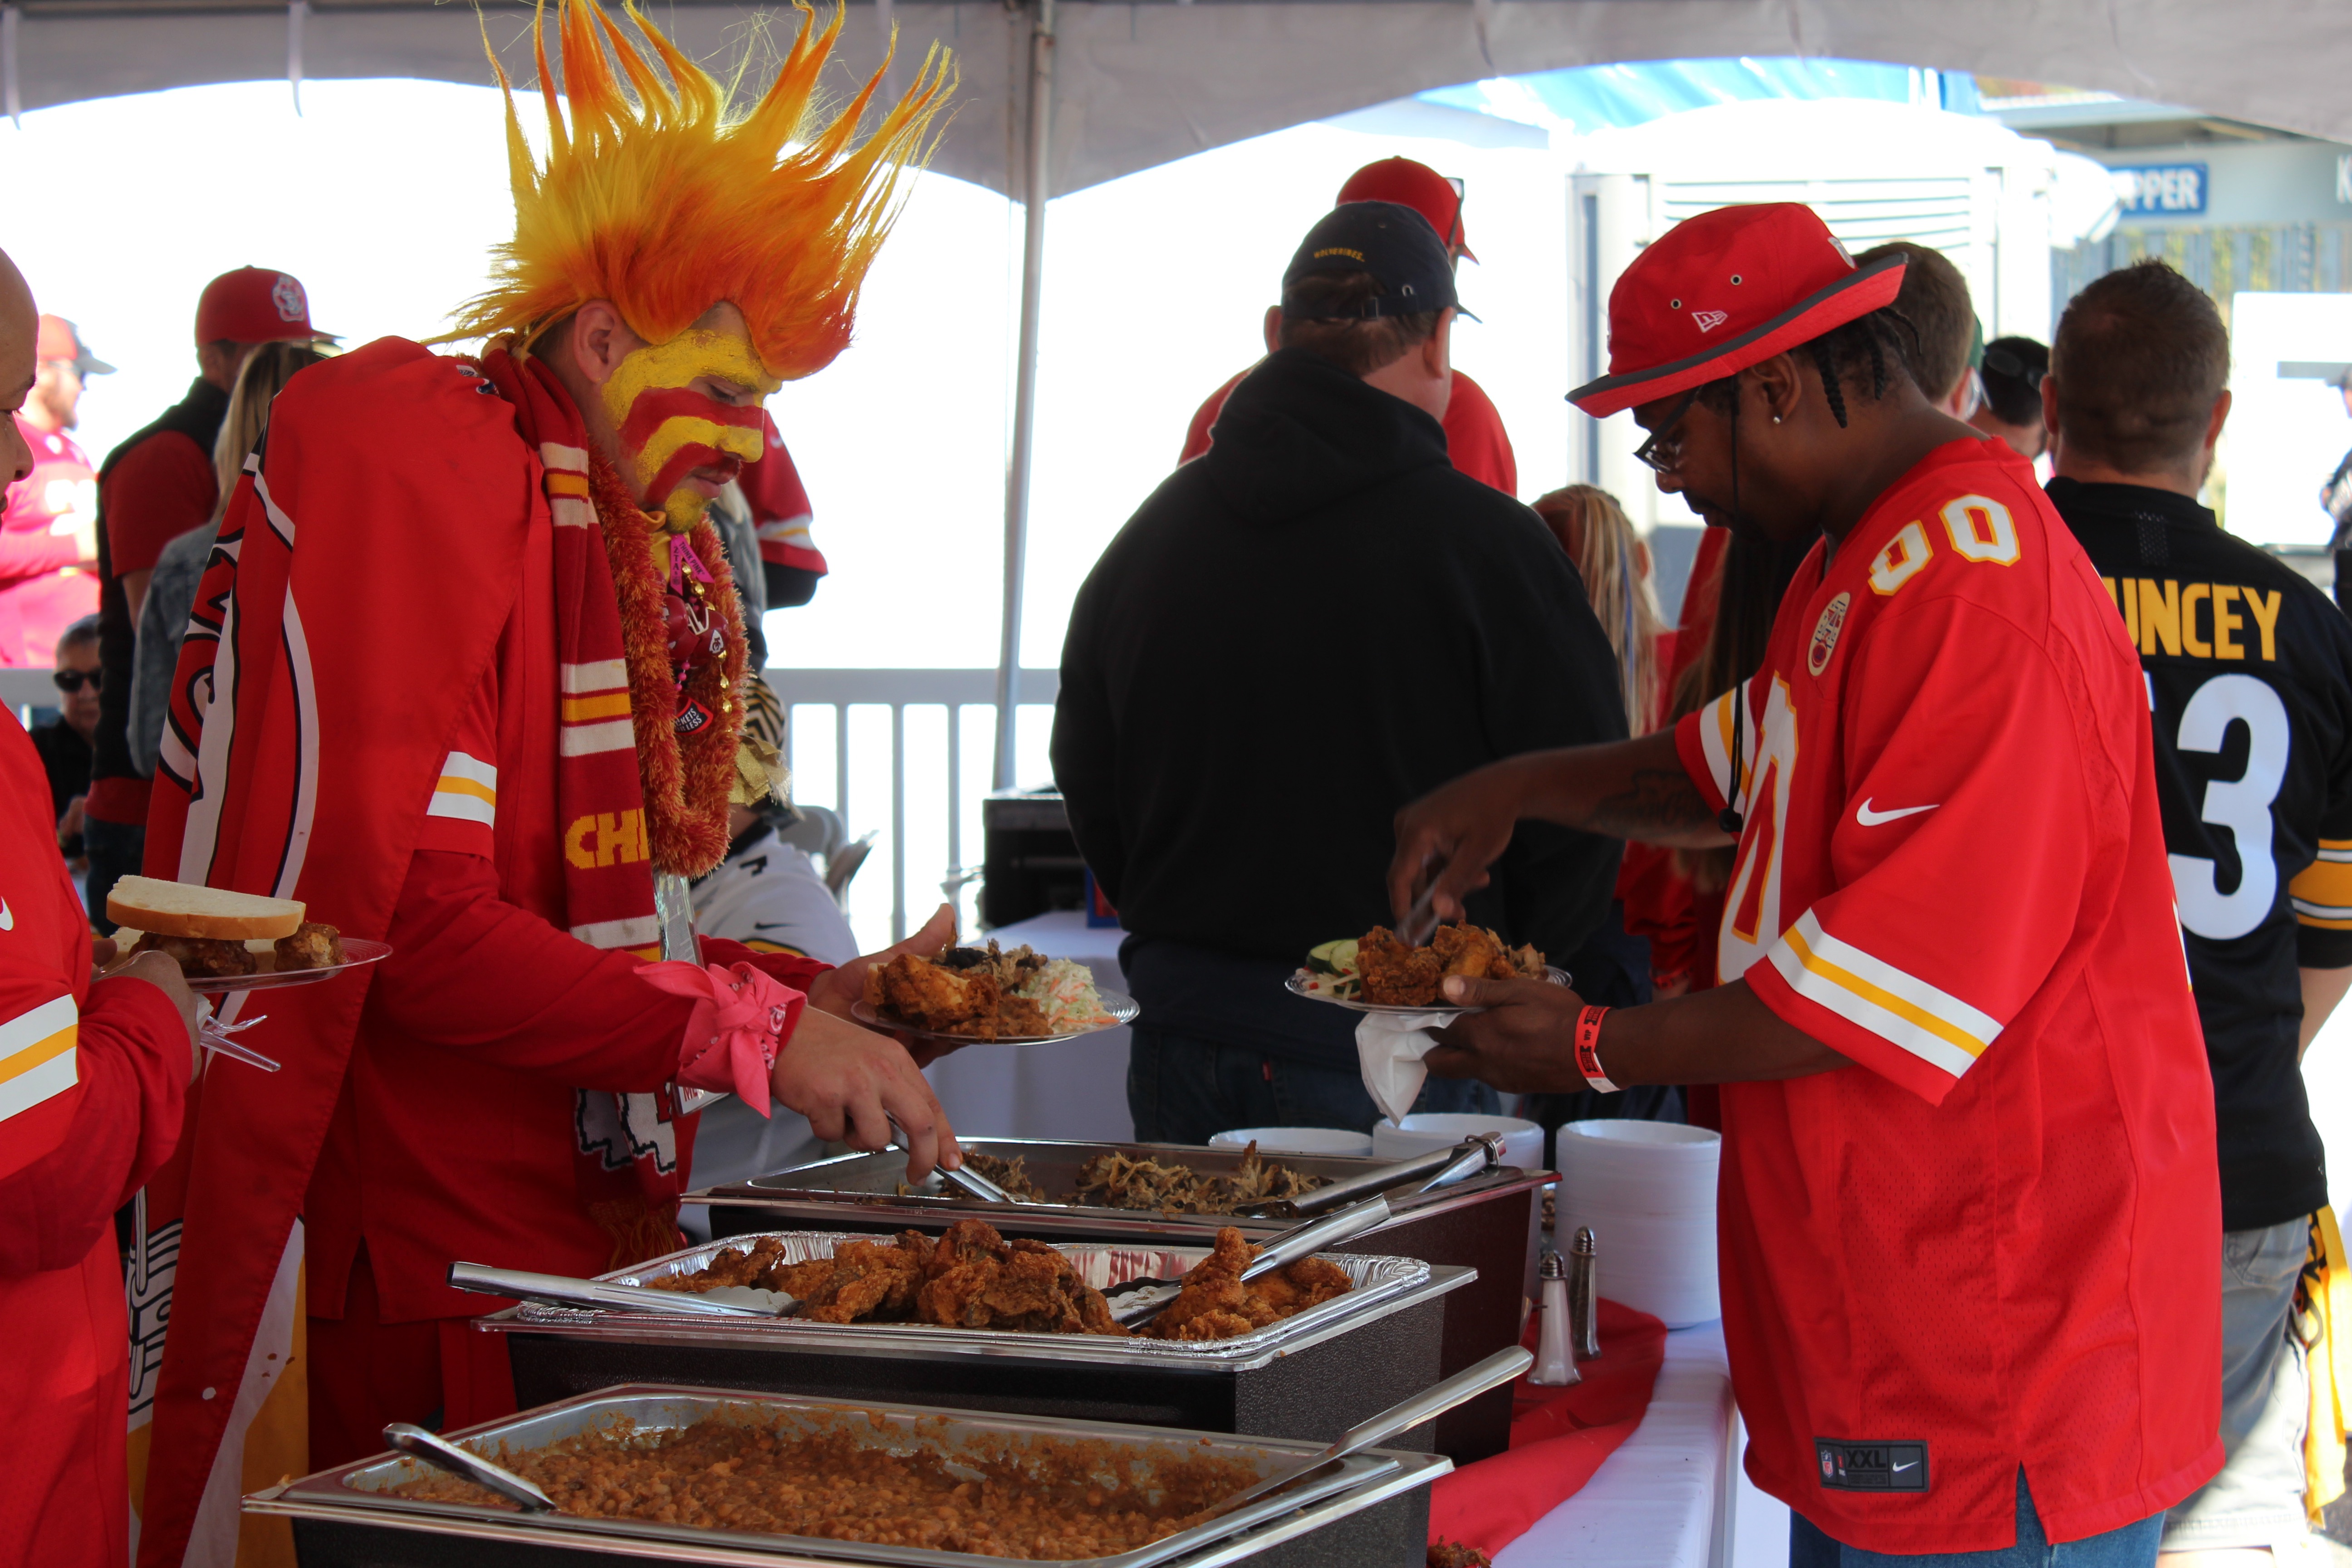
{"left": 128, "top": 8, "right": 961, "bottom": 1563}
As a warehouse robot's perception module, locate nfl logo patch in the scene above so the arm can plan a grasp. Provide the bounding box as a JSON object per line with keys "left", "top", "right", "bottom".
{"left": 1808, "top": 592, "right": 1851, "bottom": 677}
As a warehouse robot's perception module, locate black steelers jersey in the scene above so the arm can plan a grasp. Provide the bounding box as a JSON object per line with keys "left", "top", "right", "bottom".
{"left": 2053, "top": 477, "right": 2352, "bottom": 1230}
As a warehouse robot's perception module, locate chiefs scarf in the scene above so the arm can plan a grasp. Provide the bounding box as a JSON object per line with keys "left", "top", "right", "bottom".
{"left": 133, "top": 339, "right": 745, "bottom": 1568}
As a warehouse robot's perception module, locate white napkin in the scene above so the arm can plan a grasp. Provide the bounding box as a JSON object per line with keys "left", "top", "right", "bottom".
{"left": 1355, "top": 1009, "right": 1465, "bottom": 1125}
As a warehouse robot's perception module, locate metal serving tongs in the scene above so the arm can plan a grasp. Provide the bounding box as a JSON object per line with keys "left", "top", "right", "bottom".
{"left": 385, "top": 1423, "right": 557, "bottom": 1513}
{"left": 1203, "top": 1346, "right": 1533, "bottom": 1526}
{"left": 445, "top": 1262, "right": 796, "bottom": 1319}
{"left": 1103, "top": 1193, "right": 1394, "bottom": 1327}
{"left": 1235, "top": 1132, "right": 1505, "bottom": 1220}
{"left": 888, "top": 1120, "right": 1022, "bottom": 1204}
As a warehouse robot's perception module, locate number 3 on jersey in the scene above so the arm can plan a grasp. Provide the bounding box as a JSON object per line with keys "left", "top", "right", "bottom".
{"left": 2170, "top": 673, "right": 2290, "bottom": 941}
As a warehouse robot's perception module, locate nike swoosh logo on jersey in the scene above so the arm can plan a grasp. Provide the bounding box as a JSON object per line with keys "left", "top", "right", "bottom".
{"left": 0, "top": 900, "right": 14, "bottom": 931}
{"left": 1855, "top": 799, "right": 1940, "bottom": 826}
{"left": 1891, "top": 1461, "right": 1918, "bottom": 1472}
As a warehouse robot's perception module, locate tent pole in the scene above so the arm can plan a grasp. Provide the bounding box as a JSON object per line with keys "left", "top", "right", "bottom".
{"left": 991, "top": 0, "right": 1054, "bottom": 792}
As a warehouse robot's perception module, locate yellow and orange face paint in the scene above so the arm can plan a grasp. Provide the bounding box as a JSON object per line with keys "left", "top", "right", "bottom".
{"left": 601, "top": 324, "right": 782, "bottom": 534}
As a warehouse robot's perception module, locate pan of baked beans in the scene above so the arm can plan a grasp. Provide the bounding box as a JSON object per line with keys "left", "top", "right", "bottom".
{"left": 243, "top": 1383, "right": 1449, "bottom": 1567}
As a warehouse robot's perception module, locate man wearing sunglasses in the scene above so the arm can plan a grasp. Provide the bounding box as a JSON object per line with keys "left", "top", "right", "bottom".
{"left": 1178, "top": 157, "right": 1519, "bottom": 496}
{"left": 1389, "top": 202, "right": 2221, "bottom": 1563}
{"left": 29, "top": 614, "right": 101, "bottom": 862}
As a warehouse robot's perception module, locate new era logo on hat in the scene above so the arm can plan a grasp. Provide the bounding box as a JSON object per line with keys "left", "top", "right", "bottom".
{"left": 1567, "top": 203, "right": 1906, "bottom": 418}
{"left": 194, "top": 266, "right": 337, "bottom": 347}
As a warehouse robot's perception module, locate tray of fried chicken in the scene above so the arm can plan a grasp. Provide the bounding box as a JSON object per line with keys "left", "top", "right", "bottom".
{"left": 478, "top": 1220, "right": 1433, "bottom": 1367}
{"left": 857, "top": 939, "right": 1137, "bottom": 1043}
{"left": 1288, "top": 923, "right": 1564, "bottom": 1015}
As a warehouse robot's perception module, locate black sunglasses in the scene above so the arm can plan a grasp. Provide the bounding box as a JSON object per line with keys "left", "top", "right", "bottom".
{"left": 1634, "top": 389, "right": 1703, "bottom": 475}
{"left": 52, "top": 668, "right": 101, "bottom": 694}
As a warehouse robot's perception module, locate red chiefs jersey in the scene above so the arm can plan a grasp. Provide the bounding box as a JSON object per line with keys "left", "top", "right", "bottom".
{"left": 1671, "top": 437, "right": 2221, "bottom": 1551}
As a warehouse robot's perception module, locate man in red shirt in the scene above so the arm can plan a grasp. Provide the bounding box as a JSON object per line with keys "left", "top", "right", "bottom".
{"left": 1179, "top": 157, "right": 1518, "bottom": 495}
{"left": 83, "top": 266, "right": 333, "bottom": 931}
{"left": 0, "top": 243, "right": 202, "bottom": 1568}
{"left": 132, "top": 10, "right": 958, "bottom": 1562}
{"left": 1392, "top": 203, "right": 2221, "bottom": 1560}
{"left": 0, "top": 314, "right": 108, "bottom": 665}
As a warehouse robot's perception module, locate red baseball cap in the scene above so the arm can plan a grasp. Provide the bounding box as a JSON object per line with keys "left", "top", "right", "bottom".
{"left": 194, "top": 267, "right": 336, "bottom": 347}
{"left": 1568, "top": 203, "right": 1906, "bottom": 418}
{"left": 1337, "top": 157, "right": 1475, "bottom": 262}
{"left": 35, "top": 315, "right": 113, "bottom": 376}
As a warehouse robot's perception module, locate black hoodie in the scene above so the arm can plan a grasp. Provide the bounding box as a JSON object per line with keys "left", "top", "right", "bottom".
{"left": 1053, "top": 349, "right": 1628, "bottom": 1065}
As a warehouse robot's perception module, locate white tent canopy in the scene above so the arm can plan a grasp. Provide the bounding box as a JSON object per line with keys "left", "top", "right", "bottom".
{"left": 9, "top": 0, "right": 2346, "bottom": 200}
{"left": 13, "top": 0, "right": 2336, "bottom": 781}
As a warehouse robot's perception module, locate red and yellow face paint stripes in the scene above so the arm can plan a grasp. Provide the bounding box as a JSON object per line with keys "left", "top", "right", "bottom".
{"left": 601, "top": 325, "right": 781, "bottom": 534}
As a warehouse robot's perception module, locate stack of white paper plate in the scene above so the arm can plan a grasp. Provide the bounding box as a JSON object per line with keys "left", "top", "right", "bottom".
{"left": 1554, "top": 1120, "right": 1722, "bottom": 1328}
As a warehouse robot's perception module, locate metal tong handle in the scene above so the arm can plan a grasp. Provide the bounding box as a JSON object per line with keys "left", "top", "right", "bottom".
{"left": 1265, "top": 1133, "right": 1502, "bottom": 1218}
{"left": 1204, "top": 1346, "right": 1534, "bottom": 1522}
{"left": 384, "top": 1422, "right": 556, "bottom": 1513}
{"left": 1239, "top": 1193, "right": 1392, "bottom": 1284}
{"left": 445, "top": 1262, "right": 793, "bottom": 1319}
{"left": 888, "top": 1120, "right": 1014, "bottom": 1203}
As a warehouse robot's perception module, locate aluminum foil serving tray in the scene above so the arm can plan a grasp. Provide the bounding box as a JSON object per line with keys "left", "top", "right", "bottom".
{"left": 687, "top": 1138, "right": 1552, "bottom": 1246}
{"left": 472, "top": 1232, "right": 1459, "bottom": 1372}
{"left": 247, "top": 1383, "right": 1449, "bottom": 1568}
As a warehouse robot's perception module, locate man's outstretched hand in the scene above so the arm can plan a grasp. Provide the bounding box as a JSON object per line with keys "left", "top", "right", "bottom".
{"left": 1388, "top": 762, "right": 1531, "bottom": 931}
{"left": 771, "top": 1005, "right": 960, "bottom": 1177}
{"left": 803, "top": 903, "right": 969, "bottom": 1067}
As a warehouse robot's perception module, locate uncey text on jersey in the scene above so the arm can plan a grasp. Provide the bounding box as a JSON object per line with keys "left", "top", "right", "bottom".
{"left": 2101, "top": 577, "right": 2285, "bottom": 662}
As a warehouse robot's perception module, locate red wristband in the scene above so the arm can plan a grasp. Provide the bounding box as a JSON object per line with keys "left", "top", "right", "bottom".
{"left": 1574, "top": 1005, "right": 1621, "bottom": 1094}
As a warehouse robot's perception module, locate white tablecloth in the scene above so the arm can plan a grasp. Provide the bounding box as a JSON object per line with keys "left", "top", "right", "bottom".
{"left": 1498, "top": 1322, "right": 1745, "bottom": 1568}
{"left": 922, "top": 911, "right": 1136, "bottom": 1142}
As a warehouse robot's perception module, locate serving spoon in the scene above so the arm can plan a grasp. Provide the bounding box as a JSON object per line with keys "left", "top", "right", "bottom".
{"left": 384, "top": 1423, "right": 557, "bottom": 1513}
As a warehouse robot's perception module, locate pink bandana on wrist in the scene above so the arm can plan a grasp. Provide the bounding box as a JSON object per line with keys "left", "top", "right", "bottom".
{"left": 640, "top": 960, "right": 805, "bottom": 1117}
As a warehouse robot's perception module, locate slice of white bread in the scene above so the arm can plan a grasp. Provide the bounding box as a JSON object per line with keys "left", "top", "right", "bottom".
{"left": 107, "top": 876, "right": 305, "bottom": 941}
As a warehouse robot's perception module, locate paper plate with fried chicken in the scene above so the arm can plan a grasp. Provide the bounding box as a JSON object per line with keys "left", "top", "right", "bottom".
{"left": 855, "top": 940, "right": 1139, "bottom": 1044}
{"left": 1288, "top": 923, "right": 1568, "bottom": 1016}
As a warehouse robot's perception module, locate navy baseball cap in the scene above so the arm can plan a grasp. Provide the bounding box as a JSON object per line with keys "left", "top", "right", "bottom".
{"left": 1281, "top": 201, "right": 1461, "bottom": 322}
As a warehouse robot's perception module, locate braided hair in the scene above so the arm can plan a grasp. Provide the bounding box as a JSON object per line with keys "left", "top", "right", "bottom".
{"left": 1805, "top": 308, "right": 1914, "bottom": 427}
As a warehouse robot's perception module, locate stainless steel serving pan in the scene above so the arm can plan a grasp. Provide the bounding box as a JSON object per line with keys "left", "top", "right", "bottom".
{"left": 245, "top": 1384, "right": 1451, "bottom": 1568}
{"left": 686, "top": 1139, "right": 1552, "bottom": 1247}
{"left": 469, "top": 1232, "right": 1466, "bottom": 1372}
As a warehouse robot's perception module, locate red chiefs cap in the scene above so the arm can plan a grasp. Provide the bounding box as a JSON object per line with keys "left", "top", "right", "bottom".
{"left": 1337, "top": 157, "right": 1475, "bottom": 262}
{"left": 35, "top": 315, "right": 113, "bottom": 376}
{"left": 194, "top": 267, "right": 336, "bottom": 347}
{"left": 1568, "top": 203, "right": 1906, "bottom": 418}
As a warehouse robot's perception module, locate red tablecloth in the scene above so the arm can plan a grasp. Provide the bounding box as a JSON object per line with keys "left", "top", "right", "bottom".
{"left": 1427, "top": 1298, "right": 1670, "bottom": 1559}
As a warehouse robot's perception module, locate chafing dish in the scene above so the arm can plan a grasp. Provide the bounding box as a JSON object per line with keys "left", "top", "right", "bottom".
{"left": 687, "top": 1139, "right": 1547, "bottom": 1460}
{"left": 477, "top": 1233, "right": 1468, "bottom": 1451}
{"left": 249, "top": 1383, "right": 1445, "bottom": 1567}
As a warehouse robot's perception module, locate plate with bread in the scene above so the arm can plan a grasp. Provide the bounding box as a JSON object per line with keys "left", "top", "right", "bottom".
{"left": 106, "top": 877, "right": 389, "bottom": 995}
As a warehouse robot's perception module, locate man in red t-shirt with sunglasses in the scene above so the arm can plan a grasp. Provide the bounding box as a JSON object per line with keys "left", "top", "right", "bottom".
{"left": 1179, "top": 157, "right": 1517, "bottom": 496}
{"left": 1392, "top": 203, "right": 2220, "bottom": 1563}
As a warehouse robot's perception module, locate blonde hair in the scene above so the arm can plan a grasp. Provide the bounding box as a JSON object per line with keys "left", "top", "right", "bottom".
{"left": 441, "top": 0, "right": 952, "bottom": 382}
{"left": 1532, "top": 485, "right": 1666, "bottom": 729}
{"left": 211, "top": 341, "right": 330, "bottom": 524}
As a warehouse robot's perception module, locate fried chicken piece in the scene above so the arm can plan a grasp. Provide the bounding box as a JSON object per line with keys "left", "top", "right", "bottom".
{"left": 1356, "top": 926, "right": 1443, "bottom": 1006}
{"left": 865, "top": 954, "right": 1001, "bottom": 1037}
{"left": 995, "top": 995, "right": 1050, "bottom": 1038}
{"left": 273, "top": 921, "right": 344, "bottom": 971}
{"left": 1430, "top": 922, "right": 1514, "bottom": 982}
{"left": 1145, "top": 1228, "right": 1355, "bottom": 1341}
{"left": 128, "top": 932, "right": 258, "bottom": 978}
{"left": 648, "top": 1237, "right": 785, "bottom": 1292}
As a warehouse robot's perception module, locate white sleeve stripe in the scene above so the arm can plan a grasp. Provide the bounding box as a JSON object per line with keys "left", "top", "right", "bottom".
{"left": 439, "top": 751, "right": 497, "bottom": 788}
{"left": 0, "top": 1043, "right": 76, "bottom": 1122}
{"left": 570, "top": 914, "right": 662, "bottom": 949}
{"left": 426, "top": 792, "right": 497, "bottom": 827}
{"left": 1764, "top": 909, "right": 2001, "bottom": 1079}
{"left": 2293, "top": 897, "right": 2352, "bottom": 920}
{"left": 0, "top": 994, "right": 78, "bottom": 1059}
{"left": 559, "top": 719, "right": 637, "bottom": 756}
{"left": 561, "top": 659, "right": 631, "bottom": 695}
{"left": 754, "top": 514, "right": 814, "bottom": 541}
{"left": 1769, "top": 936, "right": 1981, "bottom": 1078}
{"left": 2318, "top": 848, "right": 2352, "bottom": 864}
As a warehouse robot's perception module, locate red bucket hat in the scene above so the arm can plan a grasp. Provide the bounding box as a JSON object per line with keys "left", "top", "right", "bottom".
{"left": 1568, "top": 203, "right": 1905, "bottom": 418}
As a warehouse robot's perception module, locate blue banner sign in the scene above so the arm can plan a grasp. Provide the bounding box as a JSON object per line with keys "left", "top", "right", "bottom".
{"left": 2112, "top": 163, "right": 2209, "bottom": 216}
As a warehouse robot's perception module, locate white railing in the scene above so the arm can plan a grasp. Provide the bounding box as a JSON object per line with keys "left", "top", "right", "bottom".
{"left": 1, "top": 668, "right": 1064, "bottom": 952}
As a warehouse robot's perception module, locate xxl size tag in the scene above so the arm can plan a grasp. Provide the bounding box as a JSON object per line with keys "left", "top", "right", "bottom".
{"left": 1816, "top": 1440, "right": 1929, "bottom": 1492}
